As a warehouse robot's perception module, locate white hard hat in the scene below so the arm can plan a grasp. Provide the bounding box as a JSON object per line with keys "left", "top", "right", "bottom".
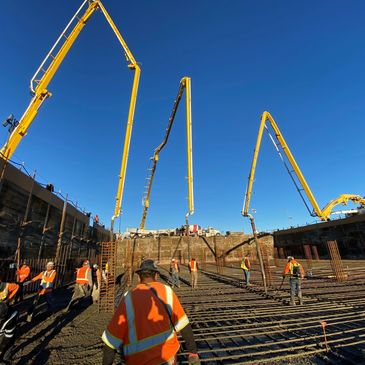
{"left": 287, "top": 256, "right": 294, "bottom": 261}
{"left": 46, "top": 261, "right": 55, "bottom": 267}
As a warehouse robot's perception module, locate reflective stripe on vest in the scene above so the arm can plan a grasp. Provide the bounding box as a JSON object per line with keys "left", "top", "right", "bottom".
{"left": 0, "top": 283, "right": 9, "bottom": 301}
{"left": 189, "top": 260, "right": 197, "bottom": 272}
{"left": 40, "top": 270, "right": 55, "bottom": 289}
{"left": 123, "top": 285, "right": 175, "bottom": 356}
{"left": 76, "top": 267, "right": 90, "bottom": 285}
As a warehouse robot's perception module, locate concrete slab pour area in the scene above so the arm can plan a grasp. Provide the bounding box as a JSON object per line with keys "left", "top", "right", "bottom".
{"left": 8, "top": 259, "right": 365, "bottom": 364}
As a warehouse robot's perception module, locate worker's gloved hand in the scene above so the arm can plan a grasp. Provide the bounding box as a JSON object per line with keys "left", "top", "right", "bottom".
{"left": 188, "top": 353, "right": 201, "bottom": 365}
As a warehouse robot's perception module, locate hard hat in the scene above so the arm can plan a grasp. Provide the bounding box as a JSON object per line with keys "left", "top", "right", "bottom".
{"left": 93, "top": 264, "right": 98, "bottom": 269}
{"left": 135, "top": 259, "right": 159, "bottom": 274}
{"left": 287, "top": 256, "right": 294, "bottom": 261}
{"left": 171, "top": 259, "right": 175, "bottom": 262}
{"left": 46, "top": 261, "right": 55, "bottom": 267}
{"left": 83, "top": 260, "right": 90, "bottom": 266}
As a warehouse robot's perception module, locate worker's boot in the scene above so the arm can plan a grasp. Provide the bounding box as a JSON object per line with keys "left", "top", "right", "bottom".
{"left": 290, "top": 296, "right": 296, "bottom": 306}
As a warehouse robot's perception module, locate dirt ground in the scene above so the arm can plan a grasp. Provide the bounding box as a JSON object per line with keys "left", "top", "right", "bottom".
{"left": 9, "top": 287, "right": 112, "bottom": 365}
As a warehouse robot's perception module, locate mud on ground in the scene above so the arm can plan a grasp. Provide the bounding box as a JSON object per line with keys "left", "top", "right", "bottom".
{"left": 10, "top": 287, "right": 111, "bottom": 365}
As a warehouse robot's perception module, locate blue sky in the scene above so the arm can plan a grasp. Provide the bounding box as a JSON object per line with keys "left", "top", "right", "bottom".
{"left": 1, "top": 1, "right": 365, "bottom": 233}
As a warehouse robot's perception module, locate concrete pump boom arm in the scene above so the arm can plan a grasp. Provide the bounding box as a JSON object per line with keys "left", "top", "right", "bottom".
{"left": 242, "top": 111, "right": 365, "bottom": 221}
{"left": 139, "top": 77, "right": 194, "bottom": 230}
{"left": 0, "top": 0, "right": 140, "bottom": 224}
{"left": 321, "top": 194, "right": 365, "bottom": 219}
{"left": 242, "top": 111, "right": 322, "bottom": 219}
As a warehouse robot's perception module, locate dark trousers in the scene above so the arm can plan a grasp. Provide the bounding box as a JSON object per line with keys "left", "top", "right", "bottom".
{"left": 27, "top": 292, "right": 54, "bottom": 317}
{"left": 289, "top": 277, "right": 303, "bottom": 305}
{"left": 15, "top": 282, "right": 24, "bottom": 303}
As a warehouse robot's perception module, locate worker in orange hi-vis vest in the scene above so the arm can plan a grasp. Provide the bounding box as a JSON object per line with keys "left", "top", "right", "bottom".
{"left": 169, "top": 258, "right": 180, "bottom": 288}
{"left": 65, "top": 259, "right": 93, "bottom": 312}
{"left": 0, "top": 272, "right": 19, "bottom": 304}
{"left": 188, "top": 258, "right": 199, "bottom": 289}
{"left": 283, "top": 256, "right": 305, "bottom": 306}
{"left": 102, "top": 259, "right": 201, "bottom": 365}
{"left": 15, "top": 260, "right": 30, "bottom": 302}
{"left": 26, "top": 261, "right": 56, "bottom": 322}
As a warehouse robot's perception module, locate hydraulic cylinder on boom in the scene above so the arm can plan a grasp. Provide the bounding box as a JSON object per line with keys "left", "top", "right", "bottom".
{"left": 1, "top": 0, "right": 141, "bottom": 233}
{"left": 139, "top": 77, "right": 194, "bottom": 230}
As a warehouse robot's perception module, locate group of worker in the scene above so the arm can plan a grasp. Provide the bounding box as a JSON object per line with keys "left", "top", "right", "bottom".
{"left": 241, "top": 253, "right": 305, "bottom": 305}
{"left": 169, "top": 257, "right": 199, "bottom": 289}
{"left": 0, "top": 259, "right": 103, "bottom": 363}
{"left": 0, "top": 252, "right": 306, "bottom": 365}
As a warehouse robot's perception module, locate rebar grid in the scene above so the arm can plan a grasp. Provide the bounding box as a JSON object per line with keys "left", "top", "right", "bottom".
{"left": 327, "top": 240, "right": 347, "bottom": 282}
{"left": 98, "top": 241, "right": 116, "bottom": 313}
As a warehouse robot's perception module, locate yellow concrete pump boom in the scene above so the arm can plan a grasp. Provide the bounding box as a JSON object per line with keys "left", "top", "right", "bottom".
{"left": 139, "top": 77, "right": 194, "bottom": 230}
{"left": 0, "top": 0, "right": 141, "bottom": 227}
{"left": 242, "top": 111, "right": 365, "bottom": 221}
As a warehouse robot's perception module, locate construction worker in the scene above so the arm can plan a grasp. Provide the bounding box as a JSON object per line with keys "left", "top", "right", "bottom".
{"left": 188, "top": 258, "right": 199, "bottom": 289}
{"left": 102, "top": 259, "right": 200, "bottom": 365}
{"left": 91, "top": 264, "right": 101, "bottom": 304}
{"left": 15, "top": 260, "right": 30, "bottom": 302}
{"left": 240, "top": 253, "right": 251, "bottom": 286}
{"left": 0, "top": 272, "right": 19, "bottom": 304}
{"left": 283, "top": 256, "right": 305, "bottom": 306}
{"left": 0, "top": 302, "right": 18, "bottom": 364}
{"left": 65, "top": 259, "right": 92, "bottom": 311}
{"left": 169, "top": 258, "right": 180, "bottom": 288}
{"left": 27, "top": 261, "right": 56, "bottom": 322}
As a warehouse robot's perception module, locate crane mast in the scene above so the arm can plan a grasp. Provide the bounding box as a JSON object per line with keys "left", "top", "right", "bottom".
{"left": 242, "top": 111, "right": 365, "bottom": 221}
{"left": 0, "top": 0, "right": 141, "bottom": 230}
{"left": 139, "top": 77, "right": 194, "bottom": 230}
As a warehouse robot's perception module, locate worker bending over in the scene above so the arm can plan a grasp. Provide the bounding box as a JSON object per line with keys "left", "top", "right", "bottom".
{"left": 27, "top": 261, "right": 56, "bottom": 322}
{"left": 102, "top": 259, "right": 200, "bottom": 365}
{"left": 0, "top": 272, "right": 19, "bottom": 304}
{"left": 283, "top": 256, "right": 305, "bottom": 306}
{"left": 240, "top": 253, "right": 251, "bottom": 286}
{"left": 0, "top": 302, "right": 18, "bottom": 364}
{"left": 65, "top": 260, "right": 92, "bottom": 311}
{"left": 188, "top": 258, "right": 199, "bottom": 289}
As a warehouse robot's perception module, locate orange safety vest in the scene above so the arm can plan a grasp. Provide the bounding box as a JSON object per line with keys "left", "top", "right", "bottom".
{"left": 284, "top": 260, "right": 305, "bottom": 278}
{"left": 0, "top": 283, "right": 19, "bottom": 301}
{"left": 102, "top": 282, "right": 189, "bottom": 365}
{"left": 17, "top": 265, "right": 30, "bottom": 282}
{"left": 76, "top": 267, "right": 91, "bottom": 285}
{"left": 32, "top": 270, "right": 56, "bottom": 295}
{"left": 189, "top": 260, "right": 197, "bottom": 272}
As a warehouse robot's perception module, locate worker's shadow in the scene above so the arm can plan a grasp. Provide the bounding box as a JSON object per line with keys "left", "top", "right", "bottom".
{"left": 11, "top": 302, "right": 88, "bottom": 365}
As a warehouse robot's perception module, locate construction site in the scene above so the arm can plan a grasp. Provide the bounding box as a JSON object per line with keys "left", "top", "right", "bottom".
{"left": 1, "top": 1, "right": 365, "bottom": 364}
